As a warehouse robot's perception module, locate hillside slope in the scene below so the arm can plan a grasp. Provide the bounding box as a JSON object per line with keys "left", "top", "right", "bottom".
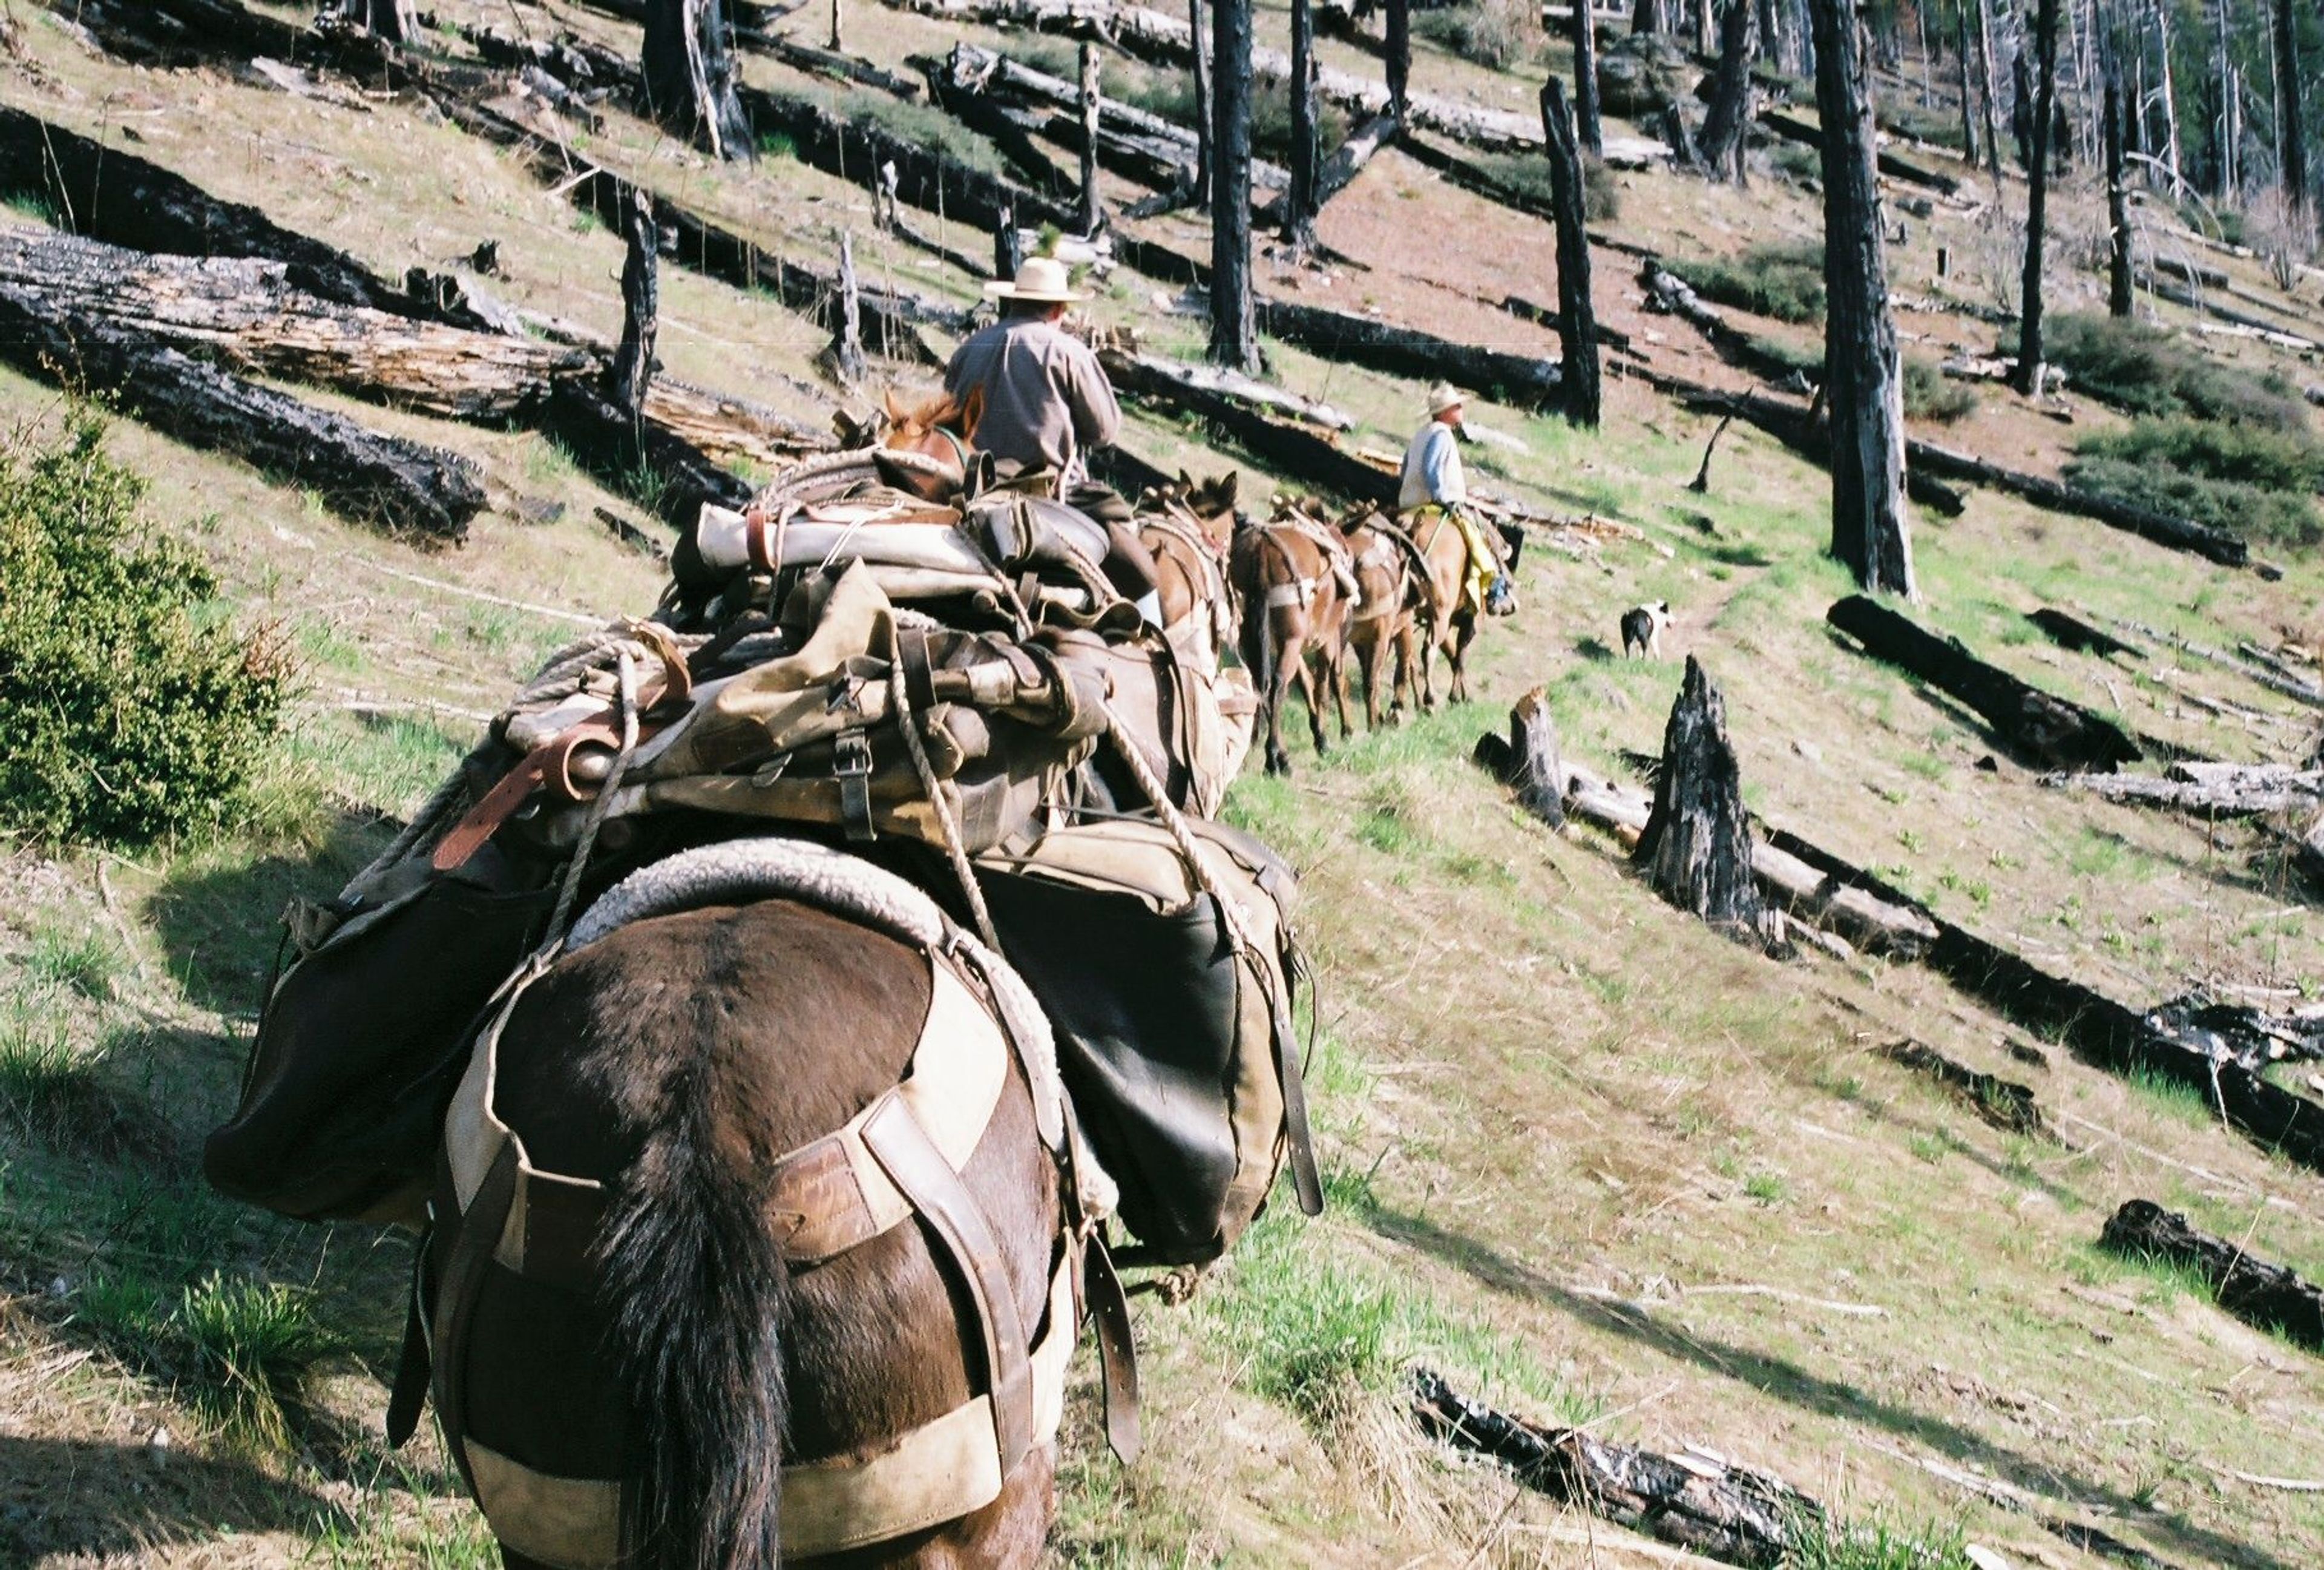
{"left": 2, "top": 2, "right": 2322, "bottom": 1566}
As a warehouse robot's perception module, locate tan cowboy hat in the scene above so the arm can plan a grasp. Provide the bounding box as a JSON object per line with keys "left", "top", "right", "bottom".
{"left": 1426, "top": 381, "right": 1465, "bottom": 416}
{"left": 985, "top": 255, "right": 1088, "bottom": 304}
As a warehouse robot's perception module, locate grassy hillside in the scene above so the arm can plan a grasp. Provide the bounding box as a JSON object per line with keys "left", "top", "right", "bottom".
{"left": 2, "top": 1, "right": 2322, "bottom": 1566}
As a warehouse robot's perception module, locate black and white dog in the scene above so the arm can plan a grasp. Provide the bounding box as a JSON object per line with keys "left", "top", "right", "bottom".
{"left": 1620, "top": 601, "right": 1671, "bottom": 659}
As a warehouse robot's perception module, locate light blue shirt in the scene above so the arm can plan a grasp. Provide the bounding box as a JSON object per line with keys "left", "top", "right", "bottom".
{"left": 1397, "top": 421, "right": 1466, "bottom": 510}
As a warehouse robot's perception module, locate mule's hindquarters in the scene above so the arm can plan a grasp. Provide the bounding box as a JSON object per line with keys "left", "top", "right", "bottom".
{"left": 432, "top": 898, "right": 1062, "bottom": 1570}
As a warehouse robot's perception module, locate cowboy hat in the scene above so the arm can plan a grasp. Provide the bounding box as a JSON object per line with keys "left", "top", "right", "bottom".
{"left": 1426, "top": 381, "right": 1465, "bottom": 416}
{"left": 985, "top": 255, "right": 1088, "bottom": 304}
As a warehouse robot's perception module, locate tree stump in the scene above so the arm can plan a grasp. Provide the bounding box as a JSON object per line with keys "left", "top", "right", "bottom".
{"left": 2101, "top": 1200, "right": 2323, "bottom": 1350}
{"left": 641, "top": 0, "right": 752, "bottom": 160}
{"left": 1472, "top": 688, "right": 1566, "bottom": 829}
{"left": 1383, "top": 0, "right": 1410, "bottom": 122}
{"left": 1635, "top": 656, "right": 1768, "bottom": 941}
{"left": 611, "top": 187, "right": 660, "bottom": 425}
{"left": 832, "top": 230, "right": 868, "bottom": 384}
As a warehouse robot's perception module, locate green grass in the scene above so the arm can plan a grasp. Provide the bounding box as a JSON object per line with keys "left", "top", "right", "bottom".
{"left": 21, "top": 921, "right": 124, "bottom": 1000}
{"left": 2028, "top": 313, "right": 2314, "bottom": 433}
{"left": 2125, "top": 1065, "right": 2216, "bottom": 1127}
{"left": 1666, "top": 242, "right": 1828, "bottom": 325}
{"left": 75, "top": 1270, "right": 341, "bottom": 1448}
{"left": 1785, "top": 1508, "right": 1971, "bottom": 1570}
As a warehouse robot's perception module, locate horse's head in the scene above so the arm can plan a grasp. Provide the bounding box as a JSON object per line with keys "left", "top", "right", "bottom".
{"left": 871, "top": 387, "right": 983, "bottom": 502}
{"left": 1172, "top": 469, "right": 1241, "bottom": 550}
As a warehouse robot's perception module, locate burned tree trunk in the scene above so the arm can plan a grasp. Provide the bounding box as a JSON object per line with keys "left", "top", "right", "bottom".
{"left": 1810, "top": 0, "right": 1916, "bottom": 597}
{"left": 1699, "top": 0, "right": 1758, "bottom": 183}
{"left": 1211, "top": 0, "right": 1259, "bottom": 368}
{"left": 995, "top": 197, "right": 1023, "bottom": 280}
{"left": 1473, "top": 688, "right": 1565, "bottom": 827}
{"left": 1880, "top": 1041, "right": 2055, "bottom": 1139}
{"left": 2102, "top": 1201, "right": 2323, "bottom": 1350}
{"left": 1190, "top": 0, "right": 1214, "bottom": 205}
{"left": 1828, "top": 594, "right": 2142, "bottom": 769}
{"left": 831, "top": 230, "right": 868, "bottom": 383}
{"left": 1635, "top": 656, "right": 1769, "bottom": 940}
{"left": 611, "top": 188, "right": 660, "bottom": 423}
{"left": 2013, "top": 0, "right": 2061, "bottom": 394}
{"left": 1541, "top": 79, "right": 1602, "bottom": 428}
{"left": 2273, "top": 0, "right": 2308, "bottom": 232}
{"left": 1975, "top": 0, "right": 2004, "bottom": 181}
{"left": 1414, "top": 1369, "right": 1818, "bottom": 1566}
{"left": 1572, "top": 0, "right": 1605, "bottom": 157}
{"left": 1284, "top": 0, "right": 1321, "bottom": 251}
{"left": 1954, "top": 2, "right": 1978, "bottom": 165}
{"left": 334, "top": 0, "right": 415, "bottom": 39}
{"left": 2106, "top": 71, "right": 2133, "bottom": 318}
{"left": 641, "top": 0, "right": 753, "bottom": 159}
{"left": 1385, "top": 0, "right": 1411, "bottom": 122}
{"left": 1079, "top": 39, "right": 1105, "bottom": 235}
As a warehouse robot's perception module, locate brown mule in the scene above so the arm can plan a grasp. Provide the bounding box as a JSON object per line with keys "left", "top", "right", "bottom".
{"left": 871, "top": 388, "right": 983, "bottom": 502}
{"left": 1339, "top": 508, "right": 1424, "bottom": 731}
{"left": 1401, "top": 510, "right": 1486, "bottom": 711}
{"left": 1136, "top": 471, "right": 1241, "bottom": 672}
{"left": 430, "top": 894, "right": 1065, "bottom": 1570}
{"left": 1228, "top": 506, "right": 1353, "bottom": 775}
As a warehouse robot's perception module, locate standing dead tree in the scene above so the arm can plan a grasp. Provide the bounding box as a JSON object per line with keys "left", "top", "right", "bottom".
{"left": 1809, "top": 0, "right": 1915, "bottom": 597}
{"left": 1975, "top": 0, "right": 2005, "bottom": 182}
{"left": 611, "top": 187, "right": 660, "bottom": 426}
{"left": 1284, "top": 0, "right": 1320, "bottom": 251}
{"left": 1472, "top": 688, "right": 1565, "bottom": 827}
{"left": 831, "top": 230, "right": 868, "bottom": 383}
{"left": 333, "top": 0, "right": 415, "bottom": 39}
{"left": 2107, "top": 71, "right": 2134, "bottom": 317}
{"left": 642, "top": 0, "right": 753, "bottom": 159}
{"left": 1385, "top": 0, "right": 1411, "bottom": 122}
{"left": 1572, "top": 0, "right": 1604, "bottom": 157}
{"left": 1190, "top": 0, "right": 1214, "bottom": 203}
{"left": 1079, "top": 39, "right": 1104, "bottom": 235}
{"left": 1211, "top": 0, "right": 1259, "bottom": 367}
{"left": 1541, "top": 79, "right": 1602, "bottom": 427}
{"left": 2014, "top": 0, "right": 2061, "bottom": 394}
{"left": 1699, "top": 0, "right": 1758, "bottom": 182}
{"left": 1635, "top": 657, "right": 1771, "bottom": 944}
{"left": 2273, "top": 0, "right": 2309, "bottom": 233}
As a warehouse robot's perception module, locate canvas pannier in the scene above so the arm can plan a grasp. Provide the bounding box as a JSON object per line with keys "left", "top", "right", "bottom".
{"left": 974, "top": 816, "right": 1322, "bottom": 1266}
{"left": 203, "top": 838, "right": 555, "bottom": 1227}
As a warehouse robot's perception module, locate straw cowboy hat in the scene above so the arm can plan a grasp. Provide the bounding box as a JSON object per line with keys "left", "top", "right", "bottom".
{"left": 1426, "top": 381, "right": 1465, "bottom": 416}
{"left": 985, "top": 255, "right": 1088, "bottom": 304}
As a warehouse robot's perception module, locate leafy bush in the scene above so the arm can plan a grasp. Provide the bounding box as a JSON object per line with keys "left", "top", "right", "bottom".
{"left": 1412, "top": 0, "right": 1543, "bottom": 70}
{"left": 2060, "top": 455, "right": 2321, "bottom": 550}
{"left": 2076, "top": 415, "right": 2324, "bottom": 493}
{"left": 2027, "top": 314, "right": 2313, "bottom": 433}
{"left": 1465, "top": 152, "right": 1621, "bottom": 222}
{"left": 1902, "top": 358, "right": 1978, "bottom": 423}
{"left": 0, "top": 411, "right": 287, "bottom": 847}
{"left": 1096, "top": 64, "right": 1348, "bottom": 168}
{"left": 1667, "top": 241, "right": 1827, "bottom": 324}
{"left": 76, "top": 1270, "right": 340, "bottom": 1447}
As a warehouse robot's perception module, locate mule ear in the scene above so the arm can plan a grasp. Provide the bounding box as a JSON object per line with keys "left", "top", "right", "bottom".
{"left": 882, "top": 388, "right": 907, "bottom": 422}
{"left": 1177, "top": 468, "right": 1194, "bottom": 491}
{"left": 959, "top": 383, "right": 985, "bottom": 439}
{"left": 1216, "top": 471, "right": 1239, "bottom": 507}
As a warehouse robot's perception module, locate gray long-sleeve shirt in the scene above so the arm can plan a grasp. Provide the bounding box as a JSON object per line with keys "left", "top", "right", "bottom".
{"left": 943, "top": 315, "right": 1122, "bottom": 485}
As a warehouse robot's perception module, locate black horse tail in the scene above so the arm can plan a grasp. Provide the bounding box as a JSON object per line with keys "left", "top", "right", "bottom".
{"left": 599, "top": 980, "right": 792, "bottom": 1570}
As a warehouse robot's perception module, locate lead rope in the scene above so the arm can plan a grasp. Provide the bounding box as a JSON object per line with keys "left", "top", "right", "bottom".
{"left": 542, "top": 649, "right": 640, "bottom": 944}
{"left": 888, "top": 660, "right": 1001, "bottom": 948}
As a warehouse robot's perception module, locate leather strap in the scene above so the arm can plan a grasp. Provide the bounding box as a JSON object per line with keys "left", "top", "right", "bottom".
{"left": 1276, "top": 941, "right": 1325, "bottom": 1218}
{"left": 859, "top": 1094, "right": 1036, "bottom": 1475}
{"left": 833, "top": 731, "right": 877, "bottom": 842}
{"left": 434, "top": 1141, "right": 520, "bottom": 1500}
{"left": 896, "top": 625, "right": 939, "bottom": 715}
{"left": 1082, "top": 1232, "right": 1141, "bottom": 1464}
{"left": 384, "top": 1232, "right": 434, "bottom": 1448}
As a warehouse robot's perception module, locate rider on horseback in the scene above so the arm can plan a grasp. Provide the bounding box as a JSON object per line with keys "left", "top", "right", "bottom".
{"left": 1399, "top": 383, "right": 1515, "bottom": 619}
{"left": 946, "top": 257, "right": 1163, "bottom": 623}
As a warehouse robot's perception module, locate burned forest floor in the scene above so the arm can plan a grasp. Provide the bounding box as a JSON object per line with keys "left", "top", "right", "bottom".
{"left": 2, "top": 0, "right": 2323, "bottom": 1566}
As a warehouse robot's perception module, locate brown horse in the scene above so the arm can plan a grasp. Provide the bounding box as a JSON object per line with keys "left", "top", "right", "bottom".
{"left": 1402, "top": 509, "right": 1491, "bottom": 711}
{"left": 426, "top": 887, "right": 1066, "bottom": 1570}
{"left": 1228, "top": 503, "right": 1353, "bottom": 775}
{"left": 1339, "top": 508, "right": 1424, "bottom": 731}
{"left": 1136, "top": 471, "right": 1241, "bottom": 673}
{"left": 866, "top": 388, "right": 983, "bottom": 502}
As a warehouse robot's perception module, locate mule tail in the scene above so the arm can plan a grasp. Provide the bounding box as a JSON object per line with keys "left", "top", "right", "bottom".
{"left": 599, "top": 1034, "right": 792, "bottom": 1570}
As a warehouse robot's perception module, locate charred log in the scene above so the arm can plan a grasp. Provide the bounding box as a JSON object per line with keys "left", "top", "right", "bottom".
{"left": 2101, "top": 1200, "right": 2323, "bottom": 1350}
{"left": 1635, "top": 657, "right": 1771, "bottom": 941}
{"left": 1758, "top": 108, "right": 1965, "bottom": 194}
{"left": 1828, "top": 595, "right": 2142, "bottom": 770}
{"left": 1473, "top": 688, "right": 1566, "bottom": 827}
{"left": 2043, "top": 763, "right": 2323, "bottom": 818}
{"left": 1879, "top": 1040, "right": 2056, "bottom": 1139}
{"left": 2027, "top": 607, "right": 2142, "bottom": 660}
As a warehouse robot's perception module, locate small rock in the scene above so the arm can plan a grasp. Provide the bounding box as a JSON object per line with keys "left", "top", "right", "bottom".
{"left": 1974, "top": 754, "right": 2000, "bottom": 772}
{"left": 1965, "top": 1546, "right": 2013, "bottom": 1570}
{"left": 146, "top": 1426, "right": 172, "bottom": 1465}
{"left": 47, "top": 1276, "right": 68, "bottom": 1299}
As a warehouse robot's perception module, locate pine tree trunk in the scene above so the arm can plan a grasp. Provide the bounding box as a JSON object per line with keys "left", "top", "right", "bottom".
{"left": 1211, "top": 0, "right": 1259, "bottom": 368}
{"left": 2274, "top": 0, "right": 2308, "bottom": 231}
{"left": 336, "top": 0, "right": 415, "bottom": 39}
{"left": 1977, "top": 0, "right": 2004, "bottom": 180}
{"left": 1541, "top": 78, "right": 1603, "bottom": 427}
{"left": 642, "top": 0, "right": 752, "bottom": 160}
{"left": 1572, "top": 0, "right": 1604, "bottom": 156}
{"left": 1954, "top": 3, "right": 1978, "bottom": 163}
{"left": 611, "top": 188, "right": 660, "bottom": 422}
{"left": 832, "top": 229, "right": 867, "bottom": 383}
{"left": 2015, "top": 0, "right": 2060, "bottom": 395}
{"left": 830, "top": 0, "right": 844, "bottom": 51}
{"left": 1810, "top": 0, "right": 1915, "bottom": 597}
{"left": 2155, "top": 0, "right": 2184, "bottom": 195}
{"left": 1191, "top": 0, "right": 1214, "bottom": 205}
{"left": 1385, "top": 0, "right": 1411, "bottom": 121}
{"left": 1633, "top": 0, "right": 1666, "bottom": 36}
{"left": 2107, "top": 73, "right": 2135, "bottom": 317}
{"left": 1079, "top": 39, "right": 1105, "bottom": 235}
{"left": 1285, "top": 0, "right": 1320, "bottom": 249}
{"left": 1701, "top": 0, "right": 1759, "bottom": 182}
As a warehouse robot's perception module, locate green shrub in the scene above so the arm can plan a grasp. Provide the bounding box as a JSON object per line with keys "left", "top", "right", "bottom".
{"left": 76, "top": 1270, "right": 340, "bottom": 1447}
{"left": 1902, "top": 358, "right": 1978, "bottom": 423}
{"left": 1098, "top": 65, "right": 1347, "bottom": 167}
{"left": 2076, "top": 415, "right": 2324, "bottom": 492}
{"left": 2028, "top": 314, "right": 2312, "bottom": 433}
{"left": 0, "top": 410, "right": 287, "bottom": 847}
{"left": 1466, "top": 152, "right": 1621, "bottom": 221}
{"left": 1667, "top": 241, "right": 1827, "bottom": 324}
{"left": 2060, "top": 455, "right": 2321, "bottom": 550}
{"left": 1413, "top": 0, "right": 1543, "bottom": 70}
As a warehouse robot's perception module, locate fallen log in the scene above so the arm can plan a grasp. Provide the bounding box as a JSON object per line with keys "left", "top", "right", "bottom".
{"left": 1759, "top": 826, "right": 2324, "bottom": 1174}
{"left": 1912, "top": 439, "right": 2249, "bottom": 565}
{"left": 2100, "top": 1200, "right": 2323, "bottom": 1351}
{"left": 1828, "top": 596, "right": 2143, "bottom": 771}
{"left": 1758, "top": 108, "right": 1965, "bottom": 195}
{"left": 0, "top": 293, "right": 482, "bottom": 539}
{"left": 2145, "top": 991, "right": 2324, "bottom": 1071}
{"left": 1472, "top": 689, "right": 1566, "bottom": 827}
{"left": 1256, "top": 110, "right": 1401, "bottom": 226}
{"left": 1879, "top": 1040, "right": 2056, "bottom": 1139}
{"left": 2027, "top": 607, "right": 2142, "bottom": 661}
{"left": 2145, "top": 278, "right": 2324, "bottom": 354}
{"left": 2092, "top": 616, "right": 2324, "bottom": 708}
{"left": 2043, "top": 763, "right": 2323, "bottom": 817}
{"left": 1259, "top": 298, "right": 1565, "bottom": 412}
{"left": 1413, "top": 1368, "right": 1816, "bottom": 1568}
{"left": 1640, "top": 261, "right": 1820, "bottom": 386}
{"left": 1101, "top": 350, "right": 1353, "bottom": 429}
{"left": 891, "top": 0, "right": 1551, "bottom": 154}
{"left": 1101, "top": 350, "right": 1393, "bottom": 504}
{"left": 1636, "top": 657, "right": 1771, "bottom": 942}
